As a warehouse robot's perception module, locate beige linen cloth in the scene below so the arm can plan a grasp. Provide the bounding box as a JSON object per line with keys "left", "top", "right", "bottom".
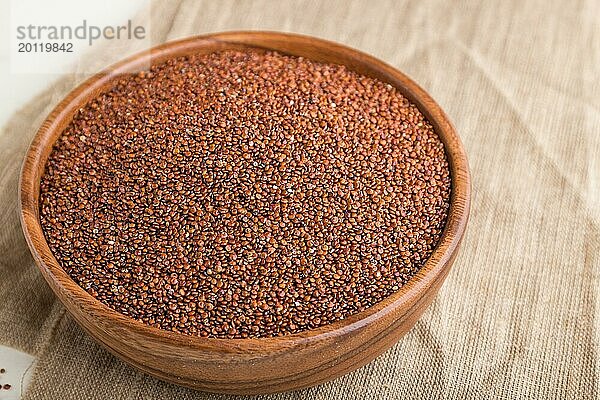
{"left": 1, "top": 0, "right": 599, "bottom": 398}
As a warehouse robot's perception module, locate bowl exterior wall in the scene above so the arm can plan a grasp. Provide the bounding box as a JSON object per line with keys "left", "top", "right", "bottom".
{"left": 20, "top": 32, "right": 470, "bottom": 394}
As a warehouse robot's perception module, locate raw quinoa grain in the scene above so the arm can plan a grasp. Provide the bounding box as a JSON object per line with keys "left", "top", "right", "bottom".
{"left": 39, "top": 50, "right": 451, "bottom": 338}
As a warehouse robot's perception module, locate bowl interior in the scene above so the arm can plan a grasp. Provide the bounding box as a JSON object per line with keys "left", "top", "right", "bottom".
{"left": 19, "top": 32, "right": 470, "bottom": 350}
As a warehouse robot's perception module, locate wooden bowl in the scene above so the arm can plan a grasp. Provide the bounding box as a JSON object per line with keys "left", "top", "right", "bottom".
{"left": 19, "top": 32, "right": 470, "bottom": 394}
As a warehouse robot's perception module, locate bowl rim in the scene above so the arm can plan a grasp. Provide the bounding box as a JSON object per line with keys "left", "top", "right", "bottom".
{"left": 19, "top": 31, "right": 471, "bottom": 352}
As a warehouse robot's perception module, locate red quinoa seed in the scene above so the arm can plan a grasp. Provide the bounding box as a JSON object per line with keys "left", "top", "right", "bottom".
{"left": 39, "top": 50, "right": 451, "bottom": 339}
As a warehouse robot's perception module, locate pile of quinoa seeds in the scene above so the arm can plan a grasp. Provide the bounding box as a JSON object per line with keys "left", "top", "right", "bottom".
{"left": 40, "top": 49, "right": 451, "bottom": 338}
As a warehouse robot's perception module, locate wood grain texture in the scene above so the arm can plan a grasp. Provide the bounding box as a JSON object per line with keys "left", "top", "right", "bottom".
{"left": 19, "top": 32, "right": 471, "bottom": 394}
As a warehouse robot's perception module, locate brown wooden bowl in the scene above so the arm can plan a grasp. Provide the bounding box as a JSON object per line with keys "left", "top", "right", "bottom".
{"left": 19, "top": 32, "right": 470, "bottom": 394}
